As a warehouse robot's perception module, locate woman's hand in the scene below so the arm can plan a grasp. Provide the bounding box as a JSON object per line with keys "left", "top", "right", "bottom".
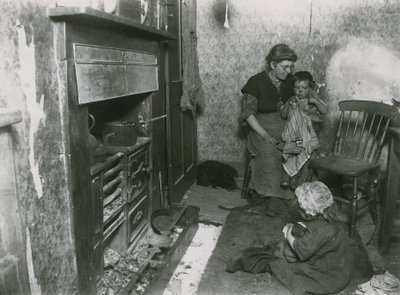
{"left": 308, "top": 92, "right": 328, "bottom": 114}
{"left": 263, "top": 133, "right": 278, "bottom": 145}
{"left": 308, "top": 94, "right": 318, "bottom": 105}
{"left": 246, "top": 115, "right": 278, "bottom": 145}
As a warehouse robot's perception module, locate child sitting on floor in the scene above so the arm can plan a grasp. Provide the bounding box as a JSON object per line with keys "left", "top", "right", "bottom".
{"left": 226, "top": 181, "right": 351, "bottom": 295}
{"left": 280, "top": 71, "right": 327, "bottom": 190}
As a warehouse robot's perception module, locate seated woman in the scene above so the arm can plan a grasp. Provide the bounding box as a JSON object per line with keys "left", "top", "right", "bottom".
{"left": 239, "top": 43, "right": 297, "bottom": 216}
{"left": 226, "top": 181, "right": 351, "bottom": 295}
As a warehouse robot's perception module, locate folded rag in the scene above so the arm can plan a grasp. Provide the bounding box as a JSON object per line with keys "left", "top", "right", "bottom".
{"left": 353, "top": 271, "right": 400, "bottom": 295}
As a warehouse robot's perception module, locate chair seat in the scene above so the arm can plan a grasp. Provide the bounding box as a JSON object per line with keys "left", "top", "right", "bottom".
{"left": 308, "top": 156, "right": 379, "bottom": 177}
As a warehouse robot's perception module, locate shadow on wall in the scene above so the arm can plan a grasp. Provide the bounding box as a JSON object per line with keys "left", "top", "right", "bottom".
{"left": 212, "top": 0, "right": 227, "bottom": 26}
{"left": 325, "top": 38, "right": 400, "bottom": 122}
{"left": 320, "top": 39, "right": 400, "bottom": 166}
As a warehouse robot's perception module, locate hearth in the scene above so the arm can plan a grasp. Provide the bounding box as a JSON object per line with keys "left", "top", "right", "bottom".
{"left": 90, "top": 136, "right": 152, "bottom": 289}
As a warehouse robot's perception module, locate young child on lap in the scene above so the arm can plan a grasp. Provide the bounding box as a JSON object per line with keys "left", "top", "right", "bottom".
{"left": 280, "top": 71, "right": 327, "bottom": 190}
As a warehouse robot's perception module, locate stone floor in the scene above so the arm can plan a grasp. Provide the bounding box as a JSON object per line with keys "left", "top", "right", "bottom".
{"left": 382, "top": 235, "right": 400, "bottom": 278}
{"left": 163, "top": 161, "right": 400, "bottom": 294}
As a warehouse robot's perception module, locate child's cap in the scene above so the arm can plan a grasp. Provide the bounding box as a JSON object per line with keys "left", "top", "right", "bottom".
{"left": 295, "top": 181, "right": 333, "bottom": 216}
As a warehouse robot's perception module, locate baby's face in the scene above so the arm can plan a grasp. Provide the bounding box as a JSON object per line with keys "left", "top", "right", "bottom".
{"left": 294, "top": 80, "right": 312, "bottom": 99}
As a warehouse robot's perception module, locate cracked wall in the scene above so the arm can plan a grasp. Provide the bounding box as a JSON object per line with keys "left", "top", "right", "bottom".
{"left": 0, "top": 0, "right": 78, "bottom": 293}
{"left": 197, "top": 0, "right": 400, "bottom": 162}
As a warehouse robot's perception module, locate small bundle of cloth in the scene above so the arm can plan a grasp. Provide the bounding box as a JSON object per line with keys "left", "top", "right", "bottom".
{"left": 353, "top": 271, "right": 400, "bottom": 295}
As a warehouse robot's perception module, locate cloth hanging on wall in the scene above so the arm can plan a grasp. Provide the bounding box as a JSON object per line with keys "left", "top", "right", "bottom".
{"left": 180, "top": 0, "right": 204, "bottom": 117}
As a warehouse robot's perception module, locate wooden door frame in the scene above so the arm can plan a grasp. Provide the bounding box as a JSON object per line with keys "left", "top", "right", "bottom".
{"left": 165, "top": 0, "right": 196, "bottom": 204}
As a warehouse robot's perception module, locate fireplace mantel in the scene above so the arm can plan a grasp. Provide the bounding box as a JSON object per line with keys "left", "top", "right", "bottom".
{"left": 47, "top": 6, "right": 168, "bottom": 292}
{"left": 48, "top": 6, "right": 175, "bottom": 41}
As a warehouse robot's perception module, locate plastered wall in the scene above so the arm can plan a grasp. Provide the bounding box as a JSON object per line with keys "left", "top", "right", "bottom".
{"left": 0, "top": 0, "right": 79, "bottom": 293}
{"left": 196, "top": 0, "right": 400, "bottom": 162}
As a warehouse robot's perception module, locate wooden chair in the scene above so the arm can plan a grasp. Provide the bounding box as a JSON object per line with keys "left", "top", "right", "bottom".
{"left": 307, "top": 100, "right": 398, "bottom": 237}
{"left": 241, "top": 153, "right": 256, "bottom": 199}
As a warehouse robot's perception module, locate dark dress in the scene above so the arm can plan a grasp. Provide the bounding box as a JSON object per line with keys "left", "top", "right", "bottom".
{"left": 230, "top": 220, "right": 351, "bottom": 295}
{"left": 270, "top": 220, "right": 351, "bottom": 295}
{"left": 240, "top": 71, "right": 294, "bottom": 200}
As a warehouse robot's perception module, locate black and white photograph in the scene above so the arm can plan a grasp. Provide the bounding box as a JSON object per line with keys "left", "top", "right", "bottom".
{"left": 1, "top": 0, "right": 400, "bottom": 294}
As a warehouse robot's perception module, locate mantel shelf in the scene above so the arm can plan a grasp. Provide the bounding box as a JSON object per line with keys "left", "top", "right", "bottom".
{"left": 47, "top": 6, "right": 176, "bottom": 41}
{"left": 0, "top": 108, "right": 22, "bottom": 128}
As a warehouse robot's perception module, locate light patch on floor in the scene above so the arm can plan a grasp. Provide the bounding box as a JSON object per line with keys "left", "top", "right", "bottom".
{"left": 163, "top": 223, "right": 223, "bottom": 295}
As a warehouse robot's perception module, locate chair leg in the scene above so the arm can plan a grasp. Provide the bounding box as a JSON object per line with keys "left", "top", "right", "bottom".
{"left": 349, "top": 177, "right": 359, "bottom": 238}
{"left": 241, "top": 161, "right": 251, "bottom": 199}
{"left": 368, "top": 174, "right": 378, "bottom": 225}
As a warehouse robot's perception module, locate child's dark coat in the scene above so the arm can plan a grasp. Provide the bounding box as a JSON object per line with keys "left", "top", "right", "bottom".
{"left": 269, "top": 220, "right": 351, "bottom": 295}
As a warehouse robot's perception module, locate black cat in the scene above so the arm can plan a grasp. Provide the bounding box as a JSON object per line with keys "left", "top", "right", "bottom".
{"left": 196, "top": 160, "right": 238, "bottom": 191}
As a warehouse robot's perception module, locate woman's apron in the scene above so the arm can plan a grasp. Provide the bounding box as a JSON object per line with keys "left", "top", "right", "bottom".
{"left": 247, "top": 112, "right": 293, "bottom": 199}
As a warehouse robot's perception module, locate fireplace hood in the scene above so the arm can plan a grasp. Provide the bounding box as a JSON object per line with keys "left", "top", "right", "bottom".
{"left": 74, "top": 43, "right": 159, "bottom": 104}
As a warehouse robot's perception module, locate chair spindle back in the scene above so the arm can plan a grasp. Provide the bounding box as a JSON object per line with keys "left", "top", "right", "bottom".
{"left": 332, "top": 100, "right": 398, "bottom": 164}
